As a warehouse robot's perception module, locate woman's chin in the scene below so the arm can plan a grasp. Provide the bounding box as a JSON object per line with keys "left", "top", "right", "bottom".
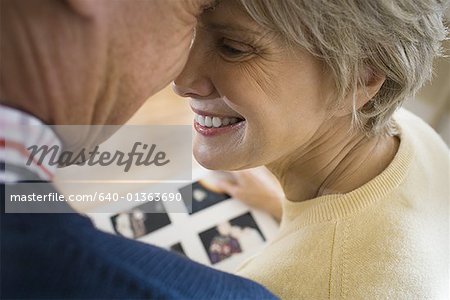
{"left": 194, "top": 152, "right": 225, "bottom": 170}
{"left": 193, "top": 147, "right": 235, "bottom": 171}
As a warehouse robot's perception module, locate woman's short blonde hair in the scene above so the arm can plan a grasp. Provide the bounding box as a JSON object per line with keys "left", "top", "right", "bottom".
{"left": 237, "top": 0, "right": 448, "bottom": 135}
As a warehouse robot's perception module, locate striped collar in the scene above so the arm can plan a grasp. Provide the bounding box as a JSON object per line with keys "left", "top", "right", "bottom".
{"left": 0, "top": 105, "right": 61, "bottom": 182}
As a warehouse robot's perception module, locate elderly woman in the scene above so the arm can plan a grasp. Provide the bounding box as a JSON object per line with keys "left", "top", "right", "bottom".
{"left": 173, "top": 0, "right": 449, "bottom": 298}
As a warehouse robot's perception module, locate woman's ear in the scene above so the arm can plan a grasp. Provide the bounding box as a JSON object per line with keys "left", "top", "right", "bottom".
{"left": 359, "top": 67, "right": 386, "bottom": 106}
{"left": 334, "top": 67, "right": 386, "bottom": 117}
{"left": 64, "top": 0, "right": 104, "bottom": 18}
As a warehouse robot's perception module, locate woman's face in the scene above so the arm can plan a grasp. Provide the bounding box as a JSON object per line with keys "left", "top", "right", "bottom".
{"left": 173, "top": 0, "right": 335, "bottom": 170}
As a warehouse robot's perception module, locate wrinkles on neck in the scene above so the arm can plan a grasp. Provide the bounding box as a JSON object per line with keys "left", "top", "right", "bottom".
{"left": 268, "top": 117, "right": 400, "bottom": 202}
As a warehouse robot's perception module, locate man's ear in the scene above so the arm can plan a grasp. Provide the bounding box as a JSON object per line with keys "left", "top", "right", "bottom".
{"left": 334, "top": 67, "right": 386, "bottom": 117}
{"left": 65, "top": 0, "right": 104, "bottom": 18}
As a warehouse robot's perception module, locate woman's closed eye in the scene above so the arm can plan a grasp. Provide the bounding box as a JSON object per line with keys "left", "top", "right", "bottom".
{"left": 218, "top": 38, "right": 255, "bottom": 60}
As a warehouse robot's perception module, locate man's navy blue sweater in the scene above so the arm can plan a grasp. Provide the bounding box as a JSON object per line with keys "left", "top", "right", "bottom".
{"left": 1, "top": 176, "right": 276, "bottom": 299}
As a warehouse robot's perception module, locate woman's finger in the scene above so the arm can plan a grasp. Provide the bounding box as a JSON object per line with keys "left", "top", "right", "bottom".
{"left": 216, "top": 179, "right": 240, "bottom": 197}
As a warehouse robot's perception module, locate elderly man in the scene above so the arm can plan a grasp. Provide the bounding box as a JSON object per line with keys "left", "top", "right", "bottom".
{"left": 0, "top": 0, "right": 276, "bottom": 299}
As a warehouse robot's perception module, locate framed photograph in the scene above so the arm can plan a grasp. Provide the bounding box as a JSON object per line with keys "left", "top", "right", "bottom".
{"left": 179, "top": 179, "right": 230, "bottom": 214}
{"left": 199, "top": 212, "right": 266, "bottom": 265}
{"left": 111, "top": 201, "right": 171, "bottom": 239}
{"left": 169, "top": 242, "right": 186, "bottom": 257}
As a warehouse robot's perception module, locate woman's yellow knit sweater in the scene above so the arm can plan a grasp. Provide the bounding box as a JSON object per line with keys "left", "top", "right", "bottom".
{"left": 237, "top": 109, "right": 449, "bottom": 299}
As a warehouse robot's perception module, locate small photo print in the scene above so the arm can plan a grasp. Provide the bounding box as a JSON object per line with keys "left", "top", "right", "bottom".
{"left": 179, "top": 179, "right": 230, "bottom": 214}
{"left": 111, "top": 201, "right": 171, "bottom": 239}
{"left": 199, "top": 212, "right": 265, "bottom": 265}
{"left": 169, "top": 242, "right": 186, "bottom": 257}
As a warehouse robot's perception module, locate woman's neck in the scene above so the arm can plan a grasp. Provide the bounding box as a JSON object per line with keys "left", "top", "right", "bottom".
{"left": 267, "top": 117, "right": 400, "bottom": 202}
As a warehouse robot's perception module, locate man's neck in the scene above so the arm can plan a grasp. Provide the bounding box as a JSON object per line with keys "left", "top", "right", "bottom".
{"left": 268, "top": 117, "right": 400, "bottom": 202}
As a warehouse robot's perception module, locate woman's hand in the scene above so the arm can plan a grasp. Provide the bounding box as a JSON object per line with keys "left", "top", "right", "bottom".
{"left": 216, "top": 167, "right": 284, "bottom": 222}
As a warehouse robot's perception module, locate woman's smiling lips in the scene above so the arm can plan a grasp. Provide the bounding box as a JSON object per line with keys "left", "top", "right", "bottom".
{"left": 191, "top": 108, "right": 246, "bottom": 137}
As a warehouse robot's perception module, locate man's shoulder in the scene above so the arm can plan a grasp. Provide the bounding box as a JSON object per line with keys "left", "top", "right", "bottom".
{"left": 1, "top": 180, "right": 276, "bottom": 299}
{"left": 1, "top": 186, "right": 159, "bottom": 298}
{"left": 74, "top": 223, "right": 276, "bottom": 299}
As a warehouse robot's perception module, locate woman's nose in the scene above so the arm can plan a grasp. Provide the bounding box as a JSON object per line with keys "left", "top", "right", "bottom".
{"left": 173, "top": 72, "right": 214, "bottom": 99}
{"left": 172, "top": 42, "right": 215, "bottom": 98}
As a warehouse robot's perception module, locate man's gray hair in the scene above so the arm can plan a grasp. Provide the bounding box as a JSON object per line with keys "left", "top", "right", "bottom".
{"left": 237, "top": 0, "right": 448, "bottom": 135}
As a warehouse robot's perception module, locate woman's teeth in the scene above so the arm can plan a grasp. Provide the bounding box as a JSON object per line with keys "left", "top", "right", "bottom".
{"left": 194, "top": 114, "right": 242, "bottom": 128}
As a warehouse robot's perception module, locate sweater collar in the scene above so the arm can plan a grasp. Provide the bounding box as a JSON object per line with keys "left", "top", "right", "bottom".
{"left": 280, "top": 110, "right": 414, "bottom": 228}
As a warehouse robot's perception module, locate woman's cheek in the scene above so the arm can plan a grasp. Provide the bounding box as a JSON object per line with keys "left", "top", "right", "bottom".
{"left": 215, "top": 55, "right": 277, "bottom": 94}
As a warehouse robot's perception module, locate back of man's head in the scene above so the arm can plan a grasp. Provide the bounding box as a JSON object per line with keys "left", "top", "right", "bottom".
{"left": 0, "top": 0, "right": 213, "bottom": 127}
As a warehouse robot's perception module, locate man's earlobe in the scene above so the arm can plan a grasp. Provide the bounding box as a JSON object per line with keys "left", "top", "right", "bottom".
{"left": 65, "top": 0, "right": 103, "bottom": 18}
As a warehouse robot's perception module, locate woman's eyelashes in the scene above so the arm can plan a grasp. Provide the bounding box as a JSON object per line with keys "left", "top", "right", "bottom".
{"left": 218, "top": 38, "right": 256, "bottom": 60}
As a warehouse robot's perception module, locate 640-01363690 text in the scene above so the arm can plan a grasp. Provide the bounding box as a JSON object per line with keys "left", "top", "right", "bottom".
{"left": 8, "top": 192, "right": 183, "bottom": 203}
